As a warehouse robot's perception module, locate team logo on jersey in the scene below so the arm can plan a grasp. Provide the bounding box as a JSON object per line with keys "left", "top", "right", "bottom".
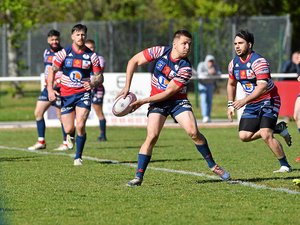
{"left": 174, "top": 65, "right": 179, "bottom": 71}
{"left": 247, "top": 62, "right": 251, "bottom": 68}
{"left": 242, "top": 82, "right": 255, "bottom": 93}
{"left": 69, "top": 70, "right": 83, "bottom": 83}
{"left": 156, "top": 61, "right": 166, "bottom": 71}
{"left": 83, "top": 54, "right": 90, "bottom": 59}
{"left": 162, "top": 65, "right": 171, "bottom": 76}
{"left": 68, "top": 53, "right": 73, "bottom": 57}
{"left": 65, "top": 58, "right": 73, "bottom": 68}
{"left": 235, "top": 63, "right": 239, "bottom": 67}
{"left": 158, "top": 75, "right": 169, "bottom": 89}
{"left": 246, "top": 70, "right": 255, "bottom": 79}
{"left": 240, "top": 70, "right": 247, "bottom": 79}
{"left": 82, "top": 60, "right": 91, "bottom": 69}
{"left": 73, "top": 59, "right": 82, "bottom": 68}
{"left": 47, "top": 55, "right": 53, "bottom": 63}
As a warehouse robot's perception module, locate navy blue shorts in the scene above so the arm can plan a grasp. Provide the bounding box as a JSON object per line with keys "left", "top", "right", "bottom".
{"left": 61, "top": 91, "right": 92, "bottom": 115}
{"left": 38, "top": 87, "right": 61, "bottom": 108}
{"left": 92, "top": 85, "right": 105, "bottom": 105}
{"left": 239, "top": 98, "right": 280, "bottom": 132}
{"left": 148, "top": 99, "right": 193, "bottom": 119}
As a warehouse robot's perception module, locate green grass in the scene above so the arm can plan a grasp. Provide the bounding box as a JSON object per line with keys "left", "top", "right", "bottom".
{"left": 0, "top": 125, "right": 299, "bottom": 225}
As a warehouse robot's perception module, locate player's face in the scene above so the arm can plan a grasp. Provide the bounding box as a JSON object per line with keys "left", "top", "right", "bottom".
{"left": 173, "top": 35, "right": 192, "bottom": 58}
{"left": 71, "top": 30, "right": 87, "bottom": 47}
{"left": 234, "top": 36, "right": 251, "bottom": 58}
{"left": 85, "top": 43, "right": 95, "bottom": 51}
{"left": 47, "top": 35, "right": 60, "bottom": 51}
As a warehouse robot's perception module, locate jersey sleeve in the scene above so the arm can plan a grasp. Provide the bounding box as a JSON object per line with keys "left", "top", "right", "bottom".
{"left": 91, "top": 52, "right": 101, "bottom": 74}
{"left": 228, "top": 60, "right": 235, "bottom": 80}
{"left": 53, "top": 49, "right": 67, "bottom": 68}
{"left": 173, "top": 64, "right": 193, "bottom": 87}
{"left": 98, "top": 55, "right": 105, "bottom": 72}
{"left": 143, "top": 46, "right": 165, "bottom": 62}
{"left": 252, "top": 57, "right": 271, "bottom": 80}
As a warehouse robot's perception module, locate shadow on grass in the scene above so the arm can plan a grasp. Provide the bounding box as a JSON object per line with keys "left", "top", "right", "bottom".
{"left": 97, "top": 157, "right": 198, "bottom": 164}
{"left": 196, "top": 175, "right": 300, "bottom": 184}
{"left": 0, "top": 156, "right": 41, "bottom": 162}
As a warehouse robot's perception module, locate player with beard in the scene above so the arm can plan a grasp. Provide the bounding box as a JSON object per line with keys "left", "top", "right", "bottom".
{"left": 28, "top": 29, "right": 71, "bottom": 151}
{"left": 227, "top": 30, "right": 292, "bottom": 173}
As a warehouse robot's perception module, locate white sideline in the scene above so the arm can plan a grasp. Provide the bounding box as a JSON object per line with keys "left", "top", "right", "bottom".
{"left": 0, "top": 145, "right": 299, "bottom": 195}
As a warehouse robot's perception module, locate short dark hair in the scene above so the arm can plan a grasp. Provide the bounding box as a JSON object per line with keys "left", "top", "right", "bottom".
{"left": 71, "top": 24, "right": 88, "bottom": 34}
{"left": 173, "top": 29, "right": 192, "bottom": 40}
{"left": 47, "top": 29, "right": 60, "bottom": 37}
{"left": 235, "top": 30, "right": 254, "bottom": 46}
{"left": 85, "top": 39, "right": 95, "bottom": 45}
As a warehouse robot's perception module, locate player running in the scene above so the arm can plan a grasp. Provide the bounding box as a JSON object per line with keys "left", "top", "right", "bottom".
{"left": 118, "top": 29, "right": 230, "bottom": 186}
{"left": 227, "top": 30, "right": 292, "bottom": 173}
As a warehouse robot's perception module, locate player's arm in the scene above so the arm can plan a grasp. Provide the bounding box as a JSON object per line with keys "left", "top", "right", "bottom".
{"left": 232, "top": 80, "right": 268, "bottom": 110}
{"left": 119, "top": 51, "right": 149, "bottom": 98}
{"left": 227, "top": 78, "right": 237, "bottom": 121}
{"left": 47, "top": 65, "right": 60, "bottom": 101}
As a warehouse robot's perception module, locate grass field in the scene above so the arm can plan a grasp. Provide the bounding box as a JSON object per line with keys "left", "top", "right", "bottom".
{"left": 0, "top": 124, "right": 299, "bottom": 225}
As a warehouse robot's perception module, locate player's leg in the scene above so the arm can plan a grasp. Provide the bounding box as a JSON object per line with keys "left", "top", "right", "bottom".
{"left": 238, "top": 118, "right": 261, "bottom": 142}
{"left": 28, "top": 100, "right": 51, "bottom": 150}
{"left": 53, "top": 106, "right": 68, "bottom": 151}
{"left": 294, "top": 96, "right": 300, "bottom": 162}
{"left": 199, "top": 83, "right": 209, "bottom": 123}
{"left": 127, "top": 113, "right": 167, "bottom": 186}
{"left": 92, "top": 103, "right": 107, "bottom": 141}
{"left": 259, "top": 117, "right": 292, "bottom": 172}
{"left": 175, "top": 109, "right": 230, "bottom": 180}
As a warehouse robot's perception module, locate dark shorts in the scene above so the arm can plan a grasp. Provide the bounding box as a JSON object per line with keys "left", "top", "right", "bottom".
{"left": 92, "top": 85, "right": 105, "bottom": 105}
{"left": 38, "top": 87, "right": 61, "bottom": 108}
{"left": 239, "top": 98, "right": 280, "bottom": 132}
{"left": 61, "top": 91, "right": 92, "bottom": 115}
{"left": 148, "top": 99, "right": 193, "bottom": 119}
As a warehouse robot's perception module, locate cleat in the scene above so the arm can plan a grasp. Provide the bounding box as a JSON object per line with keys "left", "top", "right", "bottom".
{"left": 66, "top": 135, "right": 75, "bottom": 150}
{"left": 211, "top": 165, "right": 230, "bottom": 180}
{"left": 28, "top": 142, "right": 46, "bottom": 150}
{"left": 74, "top": 158, "right": 83, "bottom": 166}
{"left": 97, "top": 136, "right": 107, "bottom": 142}
{"left": 293, "top": 179, "right": 300, "bottom": 187}
{"left": 273, "top": 165, "right": 292, "bottom": 173}
{"left": 274, "top": 121, "right": 292, "bottom": 147}
{"left": 127, "top": 177, "right": 143, "bottom": 186}
{"left": 295, "top": 157, "right": 300, "bottom": 163}
{"left": 54, "top": 144, "right": 68, "bottom": 151}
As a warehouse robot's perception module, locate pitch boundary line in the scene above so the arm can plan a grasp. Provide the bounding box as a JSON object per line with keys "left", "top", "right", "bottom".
{"left": 0, "top": 145, "right": 299, "bottom": 195}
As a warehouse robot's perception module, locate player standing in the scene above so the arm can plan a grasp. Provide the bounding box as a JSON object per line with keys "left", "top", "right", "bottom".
{"left": 294, "top": 53, "right": 300, "bottom": 162}
{"left": 47, "top": 24, "right": 103, "bottom": 165}
{"left": 28, "top": 29, "right": 69, "bottom": 151}
{"left": 118, "top": 29, "right": 230, "bottom": 186}
{"left": 227, "top": 30, "right": 292, "bottom": 172}
{"left": 85, "top": 39, "right": 107, "bottom": 142}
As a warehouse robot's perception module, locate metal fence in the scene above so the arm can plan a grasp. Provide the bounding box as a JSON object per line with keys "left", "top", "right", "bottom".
{"left": 0, "top": 15, "right": 291, "bottom": 77}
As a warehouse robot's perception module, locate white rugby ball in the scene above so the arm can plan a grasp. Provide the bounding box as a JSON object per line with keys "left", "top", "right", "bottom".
{"left": 112, "top": 92, "right": 137, "bottom": 117}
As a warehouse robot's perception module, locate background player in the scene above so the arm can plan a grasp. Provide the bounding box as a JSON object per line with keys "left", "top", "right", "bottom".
{"left": 47, "top": 24, "right": 103, "bottom": 165}
{"left": 28, "top": 29, "right": 69, "bottom": 151}
{"left": 227, "top": 30, "right": 292, "bottom": 173}
{"left": 85, "top": 39, "right": 107, "bottom": 142}
{"left": 294, "top": 53, "right": 300, "bottom": 162}
{"left": 118, "top": 29, "right": 230, "bottom": 186}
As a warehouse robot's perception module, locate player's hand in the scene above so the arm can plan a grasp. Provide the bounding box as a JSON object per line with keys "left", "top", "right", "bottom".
{"left": 227, "top": 106, "right": 235, "bottom": 122}
{"left": 232, "top": 99, "right": 246, "bottom": 110}
{"left": 48, "top": 88, "right": 59, "bottom": 102}
{"left": 82, "top": 81, "right": 92, "bottom": 91}
{"left": 130, "top": 99, "right": 145, "bottom": 112}
{"left": 117, "top": 88, "right": 130, "bottom": 99}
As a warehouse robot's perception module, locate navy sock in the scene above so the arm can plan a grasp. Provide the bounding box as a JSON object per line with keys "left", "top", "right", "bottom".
{"left": 75, "top": 134, "right": 86, "bottom": 159}
{"left": 61, "top": 123, "right": 67, "bottom": 141}
{"left": 99, "top": 119, "right": 106, "bottom": 138}
{"left": 195, "top": 143, "right": 216, "bottom": 168}
{"left": 136, "top": 154, "right": 151, "bottom": 179}
{"left": 36, "top": 119, "right": 46, "bottom": 138}
{"left": 278, "top": 156, "right": 290, "bottom": 167}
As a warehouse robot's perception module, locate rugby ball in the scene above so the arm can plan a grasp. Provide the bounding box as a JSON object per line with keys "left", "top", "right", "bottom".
{"left": 112, "top": 92, "right": 137, "bottom": 117}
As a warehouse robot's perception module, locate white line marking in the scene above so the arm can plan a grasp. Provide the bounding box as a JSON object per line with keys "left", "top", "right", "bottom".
{"left": 0, "top": 145, "right": 299, "bottom": 195}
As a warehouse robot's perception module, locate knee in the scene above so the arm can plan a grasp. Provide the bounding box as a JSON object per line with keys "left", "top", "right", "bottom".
{"left": 260, "top": 130, "right": 272, "bottom": 141}
{"left": 187, "top": 129, "right": 200, "bottom": 141}
{"left": 239, "top": 133, "right": 251, "bottom": 142}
